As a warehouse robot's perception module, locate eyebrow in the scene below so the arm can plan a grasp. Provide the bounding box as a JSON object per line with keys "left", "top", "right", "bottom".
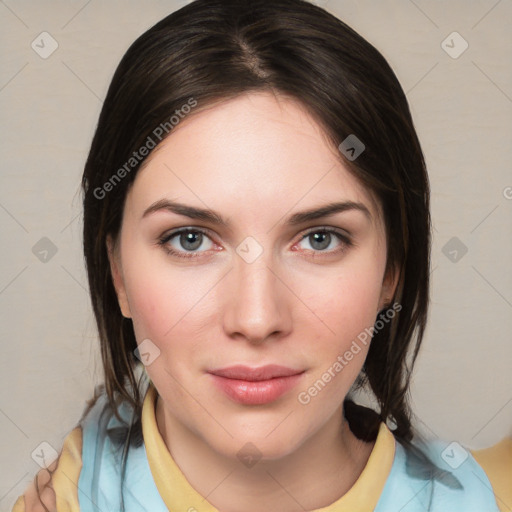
{"left": 142, "top": 199, "right": 371, "bottom": 226}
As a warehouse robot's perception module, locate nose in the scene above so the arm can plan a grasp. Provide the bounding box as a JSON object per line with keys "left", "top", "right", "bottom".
{"left": 222, "top": 251, "right": 292, "bottom": 345}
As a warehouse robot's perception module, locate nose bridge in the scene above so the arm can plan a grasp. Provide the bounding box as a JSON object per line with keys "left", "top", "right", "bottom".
{"left": 238, "top": 251, "right": 275, "bottom": 295}
{"left": 236, "top": 243, "right": 279, "bottom": 311}
{"left": 224, "top": 238, "right": 288, "bottom": 341}
{"left": 235, "top": 234, "right": 276, "bottom": 289}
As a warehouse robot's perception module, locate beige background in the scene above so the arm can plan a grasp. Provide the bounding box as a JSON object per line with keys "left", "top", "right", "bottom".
{"left": 1, "top": 0, "right": 511, "bottom": 507}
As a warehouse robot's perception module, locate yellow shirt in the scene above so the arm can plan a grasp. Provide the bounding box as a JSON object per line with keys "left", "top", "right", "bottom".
{"left": 12, "top": 384, "right": 512, "bottom": 511}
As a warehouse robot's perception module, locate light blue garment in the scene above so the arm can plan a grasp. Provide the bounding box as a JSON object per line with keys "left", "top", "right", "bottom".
{"left": 77, "top": 391, "right": 500, "bottom": 512}
{"left": 78, "top": 393, "right": 168, "bottom": 512}
{"left": 375, "top": 437, "right": 500, "bottom": 511}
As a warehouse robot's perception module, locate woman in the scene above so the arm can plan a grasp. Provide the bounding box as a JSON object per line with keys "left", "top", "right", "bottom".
{"left": 13, "top": 0, "right": 511, "bottom": 510}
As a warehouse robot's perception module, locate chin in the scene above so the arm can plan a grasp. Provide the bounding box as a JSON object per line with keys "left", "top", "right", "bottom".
{"left": 204, "top": 416, "right": 312, "bottom": 463}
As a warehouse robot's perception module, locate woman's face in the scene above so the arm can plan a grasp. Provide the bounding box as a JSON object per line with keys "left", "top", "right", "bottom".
{"left": 108, "top": 91, "right": 397, "bottom": 460}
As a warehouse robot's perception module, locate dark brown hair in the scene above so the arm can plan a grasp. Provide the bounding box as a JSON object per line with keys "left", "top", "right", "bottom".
{"left": 82, "top": 0, "right": 430, "bottom": 449}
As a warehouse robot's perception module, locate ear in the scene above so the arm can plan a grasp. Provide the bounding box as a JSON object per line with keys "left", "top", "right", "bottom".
{"left": 378, "top": 261, "right": 400, "bottom": 312}
{"left": 106, "top": 234, "right": 132, "bottom": 318}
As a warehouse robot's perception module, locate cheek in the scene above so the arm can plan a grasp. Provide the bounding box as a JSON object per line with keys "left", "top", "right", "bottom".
{"left": 120, "top": 252, "right": 221, "bottom": 383}
{"left": 124, "top": 273, "right": 172, "bottom": 341}
{"left": 122, "top": 264, "right": 204, "bottom": 390}
{"left": 121, "top": 240, "right": 207, "bottom": 341}
{"left": 335, "top": 270, "right": 383, "bottom": 331}
{"left": 294, "top": 251, "right": 385, "bottom": 399}
{"left": 128, "top": 282, "right": 205, "bottom": 360}
{"left": 299, "top": 258, "right": 385, "bottom": 345}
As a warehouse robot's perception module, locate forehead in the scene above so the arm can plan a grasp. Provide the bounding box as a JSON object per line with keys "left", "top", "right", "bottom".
{"left": 125, "top": 92, "right": 383, "bottom": 229}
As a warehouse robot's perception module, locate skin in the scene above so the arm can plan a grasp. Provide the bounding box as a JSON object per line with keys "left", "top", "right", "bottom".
{"left": 107, "top": 91, "right": 398, "bottom": 512}
{"left": 16, "top": 460, "right": 57, "bottom": 511}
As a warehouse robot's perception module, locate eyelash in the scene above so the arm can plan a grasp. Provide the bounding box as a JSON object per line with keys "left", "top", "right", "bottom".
{"left": 157, "top": 226, "right": 353, "bottom": 260}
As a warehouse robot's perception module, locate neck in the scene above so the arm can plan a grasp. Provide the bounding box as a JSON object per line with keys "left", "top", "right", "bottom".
{"left": 156, "top": 397, "right": 375, "bottom": 512}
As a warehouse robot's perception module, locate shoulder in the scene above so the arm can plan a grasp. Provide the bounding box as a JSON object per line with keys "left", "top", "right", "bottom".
{"left": 10, "top": 389, "right": 111, "bottom": 512}
{"left": 11, "top": 386, "right": 147, "bottom": 512}
{"left": 376, "top": 435, "right": 503, "bottom": 511}
{"left": 11, "top": 426, "right": 83, "bottom": 512}
{"left": 471, "top": 436, "right": 512, "bottom": 512}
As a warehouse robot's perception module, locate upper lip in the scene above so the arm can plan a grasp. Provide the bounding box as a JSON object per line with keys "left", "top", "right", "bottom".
{"left": 209, "top": 365, "right": 304, "bottom": 381}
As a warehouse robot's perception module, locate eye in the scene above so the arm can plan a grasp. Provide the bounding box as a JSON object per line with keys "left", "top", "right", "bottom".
{"left": 295, "top": 227, "right": 352, "bottom": 255}
{"left": 158, "top": 226, "right": 353, "bottom": 260}
{"left": 158, "top": 228, "right": 216, "bottom": 259}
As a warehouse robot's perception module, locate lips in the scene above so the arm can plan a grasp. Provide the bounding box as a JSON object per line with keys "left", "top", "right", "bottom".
{"left": 208, "top": 365, "right": 305, "bottom": 405}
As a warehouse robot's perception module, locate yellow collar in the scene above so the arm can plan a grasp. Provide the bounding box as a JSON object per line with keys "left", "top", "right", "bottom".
{"left": 142, "top": 382, "right": 395, "bottom": 511}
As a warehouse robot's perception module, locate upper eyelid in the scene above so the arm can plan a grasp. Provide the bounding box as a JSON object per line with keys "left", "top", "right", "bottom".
{"left": 160, "top": 226, "right": 213, "bottom": 242}
{"left": 300, "top": 226, "right": 351, "bottom": 238}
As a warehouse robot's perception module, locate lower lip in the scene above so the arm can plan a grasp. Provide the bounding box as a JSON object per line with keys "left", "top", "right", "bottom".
{"left": 209, "top": 373, "right": 304, "bottom": 405}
